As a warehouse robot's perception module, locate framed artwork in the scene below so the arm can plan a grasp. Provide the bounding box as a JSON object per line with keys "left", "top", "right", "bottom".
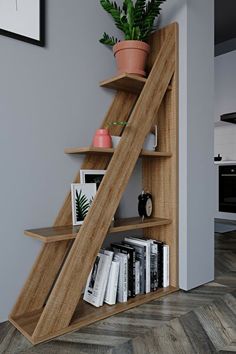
{"left": 71, "top": 183, "right": 97, "bottom": 226}
{"left": 0, "top": 0, "right": 45, "bottom": 46}
{"left": 80, "top": 170, "right": 106, "bottom": 190}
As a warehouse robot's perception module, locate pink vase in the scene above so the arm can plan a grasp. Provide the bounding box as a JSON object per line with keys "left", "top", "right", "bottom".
{"left": 92, "top": 129, "right": 112, "bottom": 148}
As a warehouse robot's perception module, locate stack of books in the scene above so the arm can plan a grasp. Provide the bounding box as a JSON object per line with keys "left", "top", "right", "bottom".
{"left": 83, "top": 237, "right": 169, "bottom": 307}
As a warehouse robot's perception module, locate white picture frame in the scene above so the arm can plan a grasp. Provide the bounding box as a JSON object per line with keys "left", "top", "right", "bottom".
{"left": 0, "top": 0, "right": 45, "bottom": 46}
{"left": 80, "top": 170, "right": 106, "bottom": 190}
{"left": 71, "top": 183, "right": 97, "bottom": 226}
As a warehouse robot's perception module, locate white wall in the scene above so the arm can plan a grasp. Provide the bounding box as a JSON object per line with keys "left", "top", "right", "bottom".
{"left": 214, "top": 50, "right": 236, "bottom": 220}
{"left": 0, "top": 0, "right": 215, "bottom": 322}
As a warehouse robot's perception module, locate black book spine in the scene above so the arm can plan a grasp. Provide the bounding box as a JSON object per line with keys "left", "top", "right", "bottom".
{"left": 157, "top": 243, "right": 164, "bottom": 288}
{"left": 111, "top": 244, "right": 136, "bottom": 298}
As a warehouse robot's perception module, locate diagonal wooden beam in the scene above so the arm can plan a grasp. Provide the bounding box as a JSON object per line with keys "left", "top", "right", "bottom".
{"left": 32, "top": 28, "right": 176, "bottom": 340}
{"left": 10, "top": 91, "right": 137, "bottom": 318}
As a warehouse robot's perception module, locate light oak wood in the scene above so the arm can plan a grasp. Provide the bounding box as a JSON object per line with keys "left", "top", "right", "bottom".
{"left": 143, "top": 23, "right": 179, "bottom": 288}
{"left": 64, "top": 146, "right": 172, "bottom": 157}
{"left": 100, "top": 73, "right": 147, "bottom": 94}
{"left": 10, "top": 23, "right": 179, "bottom": 345}
{"left": 24, "top": 217, "right": 172, "bottom": 243}
{"left": 100, "top": 73, "right": 172, "bottom": 94}
{"left": 31, "top": 26, "right": 176, "bottom": 341}
{"left": 9, "top": 286, "right": 178, "bottom": 345}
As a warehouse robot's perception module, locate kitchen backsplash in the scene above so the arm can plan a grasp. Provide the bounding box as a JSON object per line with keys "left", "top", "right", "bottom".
{"left": 215, "top": 124, "right": 236, "bottom": 160}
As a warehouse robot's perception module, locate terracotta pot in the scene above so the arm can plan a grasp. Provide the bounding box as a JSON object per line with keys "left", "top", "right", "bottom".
{"left": 92, "top": 128, "right": 112, "bottom": 148}
{"left": 113, "top": 40, "right": 150, "bottom": 77}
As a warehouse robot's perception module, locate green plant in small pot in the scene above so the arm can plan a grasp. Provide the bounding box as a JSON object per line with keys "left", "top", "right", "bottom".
{"left": 100, "top": 0, "right": 166, "bottom": 77}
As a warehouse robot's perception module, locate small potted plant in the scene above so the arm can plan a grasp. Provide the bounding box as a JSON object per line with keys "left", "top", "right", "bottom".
{"left": 100, "top": 0, "right": 166, "bottom": 77}
{"left": 92, "top": 121, "right": 127, "bottom": 148}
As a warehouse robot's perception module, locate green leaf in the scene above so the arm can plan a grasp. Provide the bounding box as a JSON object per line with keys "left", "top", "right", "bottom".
{"left": 99, "top": 0, "right": 167, "bottom": 43}
{"left": 99, "top": 32, "right": 118, "bottom": 46}
{"left": 75, "top": 190, "right": 91, "bottom": 222}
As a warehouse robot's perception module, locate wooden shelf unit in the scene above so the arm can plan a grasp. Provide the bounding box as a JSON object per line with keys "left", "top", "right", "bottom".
{"left": 9, "top": 23, "right": 179, "bottom": 345}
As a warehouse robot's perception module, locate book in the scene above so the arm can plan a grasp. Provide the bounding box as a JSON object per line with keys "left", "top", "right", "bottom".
{"left": 99, "top": 250, "right": 114, "bottom": 306}
{"left": 123, "top": 241, "right": 145, "bottom": 294}
{"left": 163, "top": 244, "right": 169, "bottom": 288}
{"left": 111, "top": 243, "right": 136, "bottom": 298}
{"left": 83, "top": 253, "right": 107, "bottom": 307}
{"left": 124, "top": 237, "right": 151, "bottom": 293}
{"left": 149, "top": 241, "right": 158, "bottom": 291}
{"left": 135, "top": 260, "right": 140, "bottom": 295}
{"left": 154, "top": 241, "right": 164, "bottom": 288}
{"left": 105, "top": 260, "right": 120, "bottom": 305}
{"left": 114, "top": 252, "right": 128, "bottom": 303}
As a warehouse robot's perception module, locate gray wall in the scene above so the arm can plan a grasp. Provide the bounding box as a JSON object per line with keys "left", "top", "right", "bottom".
{"left": 0, "top": 0, "right": 215, "bottom": 321}
{"left": 0, "top": 0, "right": 123, "bottom": 322}
{"left": 160, "top": 0, "right": 215, "bottom": 290}
{"left": 185, "top": 0, "right": 215, "bottom": 289}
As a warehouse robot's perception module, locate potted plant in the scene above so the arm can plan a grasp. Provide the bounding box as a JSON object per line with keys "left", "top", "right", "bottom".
{"left": 100, "top": 0, "right": 166, "bottom": 77}
{"left": 92, "top": 121, "right": 127, "bottom": 148}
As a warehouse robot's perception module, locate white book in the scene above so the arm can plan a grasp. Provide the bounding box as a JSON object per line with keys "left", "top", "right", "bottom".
{"left": 124, "top": 237, "right": 151, "bottom": 293}
{"left": 163, "top": 244, "right": 169, "bottom": 288}
{"left": 83, "top": 253, "right": 106, "bottom": 307}
{"left": 135, "top": 260, "right": 140, "bottom": 295}
{"left": 99, "top": 250, "right": 114, "bottom": 306}
{"left": 114, "top": 253, "right": 128, "bottom": 303}
{"left": 105, "top": 260, "right": 120, "bottom": 305}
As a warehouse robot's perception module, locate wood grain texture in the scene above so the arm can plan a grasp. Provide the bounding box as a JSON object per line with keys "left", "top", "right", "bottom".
{"left": 24, "top": 217, "right": 172, "bottom": 243}
{"left": 64, "top": 146, "right": 172, "bottom": 157}
{"left": 100, "top": 73, "right": 173, "bottom": 95}
{"left": 100, "top": 73, "right": 146, "bottom": 94}
{"left": 143, "top": 23, "right": 178, "bottom": 288}
{"left": 10, "top": 90, "right": 137, "bottom": 319}
{"left": 31, "top": 26, "right": 176, "bottom": 340}
{"left": 10, "top": 286, "right": 178, "bottom": 345}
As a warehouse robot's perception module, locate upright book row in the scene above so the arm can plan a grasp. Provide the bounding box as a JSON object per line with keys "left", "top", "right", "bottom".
{"left": 83, "top": 237, "right": 169, "bottom": 307}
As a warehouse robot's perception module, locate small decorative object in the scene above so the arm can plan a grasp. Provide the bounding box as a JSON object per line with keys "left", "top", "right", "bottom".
{"left": 111, "top": 135, "right": 121, "bottom": 148}
{"left": 92, "top": 129, "right": 112, "bottom": 148}
{"left": 0, "top": 0, "right": 45, "bottom": 46}
{"left": 92, "top": 121, "right": 127, "bottom": 148}
{"left": 143, "top": 125, "right": 158, "bottom": 150}
{"left": 214, "top": 154, "right": 222, "bottom": 162}
{"left": 80, "top": 170, "right": 106, "bottom": 190}
{"left": 71, "top": 183, "right": 97, "bottom": 225}
{"left": 138, "top": 190, "right": 153, "bottom": 220}
{"left": 99, "top": 0, "right": 166, "bottom": 76}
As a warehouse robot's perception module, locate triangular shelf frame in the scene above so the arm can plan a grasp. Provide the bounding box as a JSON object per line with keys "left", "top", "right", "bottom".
{"left": 9, "top": 23, "right": 179, "bottom": 345}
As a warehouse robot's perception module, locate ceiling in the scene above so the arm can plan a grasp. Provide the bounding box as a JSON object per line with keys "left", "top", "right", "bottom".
{"left": 215, "top": 0, "right": 236, "bottom": 44}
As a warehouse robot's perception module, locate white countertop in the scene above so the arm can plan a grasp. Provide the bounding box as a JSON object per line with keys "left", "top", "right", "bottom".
{"left": 214, "top": 160, "right": 236, "bottom": 165}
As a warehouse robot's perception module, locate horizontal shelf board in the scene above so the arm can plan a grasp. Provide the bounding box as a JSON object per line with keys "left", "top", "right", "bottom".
{"left": 10, "top": 286, "right": 178, "bottom": 345}
{"left": 100, "top": 73, "right": 147, "bottom": 94}
{"left": 64, "top": 146, "right": 172, "bottom": 158}
{"left": 100, "top": 73, "right": 172, "bottom": 94}
{"left": 25, "top": 217, "right": 172, "bottom": 243}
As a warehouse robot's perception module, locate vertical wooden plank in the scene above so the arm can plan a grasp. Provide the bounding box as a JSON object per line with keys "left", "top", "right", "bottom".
{"left": 32, "top": 29, "right": 176, "bottom": 340}
{"left": 143, "top": 24, "right": 179, "bottom": 287}
{"left": 10, "top": 91, "right": 137, "bottom": 318}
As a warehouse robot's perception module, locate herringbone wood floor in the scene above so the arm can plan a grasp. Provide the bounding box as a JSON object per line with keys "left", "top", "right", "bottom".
{"left": 0, "top": 231, "right": 236, "bottom": 354}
